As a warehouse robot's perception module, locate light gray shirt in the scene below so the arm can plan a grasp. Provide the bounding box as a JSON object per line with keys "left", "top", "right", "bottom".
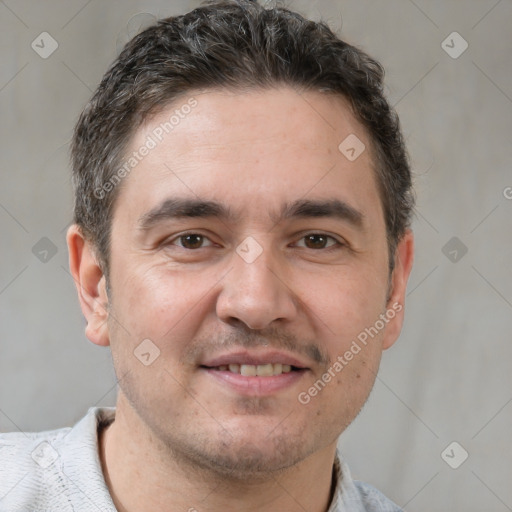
{"left": 0, "top": 407, "right": 402, "bottom": 511}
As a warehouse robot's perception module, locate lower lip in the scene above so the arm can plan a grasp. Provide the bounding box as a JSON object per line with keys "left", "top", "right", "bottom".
{"left": 202, "top": 368, "right": 307, "bottom": 396}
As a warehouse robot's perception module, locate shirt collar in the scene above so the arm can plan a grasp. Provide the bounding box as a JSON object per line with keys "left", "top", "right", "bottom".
{"left": 329, "top": 452, "right": 368, "bottom": 512}
{"left": 60, "top": 406, "right": 117, "bottom": 511}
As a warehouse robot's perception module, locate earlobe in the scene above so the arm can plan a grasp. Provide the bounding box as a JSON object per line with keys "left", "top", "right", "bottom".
{"left": 66, "top": 224, "right": 110, "bottom": 347}
{"left": 382, "top": 229, "right": 414, "bottom": 350}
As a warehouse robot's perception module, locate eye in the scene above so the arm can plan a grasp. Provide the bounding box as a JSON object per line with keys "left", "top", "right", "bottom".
{"left": 294, "top": 233, "right": 343, "bottom": 250}
{"left": 168, "top": 233, "right": 215, "bottom": 250}
{"left": 165, "top": 232, "right": 344, "bottom": 251}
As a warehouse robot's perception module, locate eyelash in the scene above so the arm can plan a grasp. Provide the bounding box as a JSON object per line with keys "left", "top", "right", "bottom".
{"left": 166, "top": 232, "right": 345, "bottom": 252}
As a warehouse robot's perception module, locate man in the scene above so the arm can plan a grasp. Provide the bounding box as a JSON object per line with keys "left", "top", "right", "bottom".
{"left": 0, "top": 1, "right": 414, "bottom": 510}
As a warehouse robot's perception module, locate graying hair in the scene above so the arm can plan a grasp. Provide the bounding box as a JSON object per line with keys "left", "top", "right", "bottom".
{"left": 70, "top": 0, "right": 414, "bottom": 283}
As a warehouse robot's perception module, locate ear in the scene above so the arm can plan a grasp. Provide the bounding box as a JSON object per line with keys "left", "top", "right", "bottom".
{"left": 66, "top": 224, "right": 110, "bottom": 347}
{"left": 381, "top": 229, "right": 414, "bottom": 350}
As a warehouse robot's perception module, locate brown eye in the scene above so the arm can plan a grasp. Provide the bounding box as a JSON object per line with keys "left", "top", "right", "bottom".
{"left": 180, "top": 234, "right": 204, "bottom": 249}
{"left": 169, "top": 233, "right": 214, "bottom": 249}
{"left": 297, "top": 234, "right": 339, "bottom": 250}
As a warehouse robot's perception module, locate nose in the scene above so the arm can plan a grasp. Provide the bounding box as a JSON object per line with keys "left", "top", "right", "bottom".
{"left": 216, "top": 242, "right": 299, "bottom": 330}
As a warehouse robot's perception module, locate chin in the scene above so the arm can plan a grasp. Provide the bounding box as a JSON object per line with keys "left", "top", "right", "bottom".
{"left": 198, "top": 440, "right": 312, "bottom": 480}
{"left": 168, "top": 423, "right": 316, "bottom": 480}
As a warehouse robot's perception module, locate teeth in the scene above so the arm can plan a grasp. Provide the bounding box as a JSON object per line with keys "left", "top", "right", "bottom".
{"left": 240, "top": 364, "right": 257, "bottom": 377}
{"left": 256, "top": 363, "right": 273, "bottom": 377}
{"left": 216, "top": 363, "right": 294, "bottom": 376}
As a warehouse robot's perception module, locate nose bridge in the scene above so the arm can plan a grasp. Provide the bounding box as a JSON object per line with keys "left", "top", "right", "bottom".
{"left": 235, "top": 239, "right": 280, "bottom": 295}
{"left": 216, "top": 235, "right": 297, "bottom": 329}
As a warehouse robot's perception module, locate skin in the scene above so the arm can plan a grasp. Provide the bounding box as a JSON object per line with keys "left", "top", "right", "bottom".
{"left": 67, "top": 86, "right": 414, "bottom": 512}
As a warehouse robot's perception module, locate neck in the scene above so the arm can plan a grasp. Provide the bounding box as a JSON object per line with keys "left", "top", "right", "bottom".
{"left": 98, "top": 396, "right": 338, "bottom": 512}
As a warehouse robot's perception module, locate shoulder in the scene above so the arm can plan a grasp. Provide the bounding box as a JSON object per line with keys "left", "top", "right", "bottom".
{"left": 0, "top": 424, "right": 73, "bottom": 510}
{"left": 0, "top": 407, "right": 116, "bottom": 512}
{"left": 353, "top": 480, "right": 403, "bottom": 512}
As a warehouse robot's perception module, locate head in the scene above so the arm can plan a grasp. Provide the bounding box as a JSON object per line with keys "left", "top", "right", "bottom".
{"left": 67, "top": 0, "right": 414, "bottom": 478}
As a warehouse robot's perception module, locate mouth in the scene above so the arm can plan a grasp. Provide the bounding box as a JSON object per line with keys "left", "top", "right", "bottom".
{"left": 201, "top": 363, "right": 300, "bottom": 376}
{"left": 199, "top": 351, "right": 310, "bottom": 396}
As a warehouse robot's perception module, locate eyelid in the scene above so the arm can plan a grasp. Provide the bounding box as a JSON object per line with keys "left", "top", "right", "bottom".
{"left": 165, "top": 231, "right": 346, "bottom": 251}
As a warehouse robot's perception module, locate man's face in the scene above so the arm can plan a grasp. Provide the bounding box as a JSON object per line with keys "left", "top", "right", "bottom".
{"left": 103, "top": 87, "right": 405, "bottom": 476}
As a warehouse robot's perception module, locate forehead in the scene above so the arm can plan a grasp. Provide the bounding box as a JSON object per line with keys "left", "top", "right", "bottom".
{"left": 140, "top": 87, "right": 366, "bottom": 162}
{"left": 113, "top": 86, "right": 383, "bottom": 228}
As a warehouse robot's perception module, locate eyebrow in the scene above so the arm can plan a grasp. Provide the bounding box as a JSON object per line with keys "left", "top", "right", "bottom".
{"left": 137, "top": 197, "right": 364, "bottom": 231}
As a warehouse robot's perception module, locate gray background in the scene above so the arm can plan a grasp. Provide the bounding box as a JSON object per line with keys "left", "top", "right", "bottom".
{"left": 1, "top": 0, "right": 511, "bottom": 510}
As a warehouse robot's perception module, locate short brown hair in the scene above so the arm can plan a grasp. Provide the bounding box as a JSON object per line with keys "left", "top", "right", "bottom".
{"left": 70, "top": 0, "right": 414, "bottom": 283}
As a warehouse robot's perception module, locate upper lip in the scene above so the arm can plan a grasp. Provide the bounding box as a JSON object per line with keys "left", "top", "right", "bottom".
{"left": 201, "top": 350, "right": 310, "bottom": 369}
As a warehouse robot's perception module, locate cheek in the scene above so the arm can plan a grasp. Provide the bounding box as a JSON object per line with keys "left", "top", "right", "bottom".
{"left": 306, "top": 266, "right": 387, "bottom": 407}
{"left": 309, "top": 268, "right": 388, "bottom": 347}
{"left": 116, "top": 264, "right": 187, "bottom": 327}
